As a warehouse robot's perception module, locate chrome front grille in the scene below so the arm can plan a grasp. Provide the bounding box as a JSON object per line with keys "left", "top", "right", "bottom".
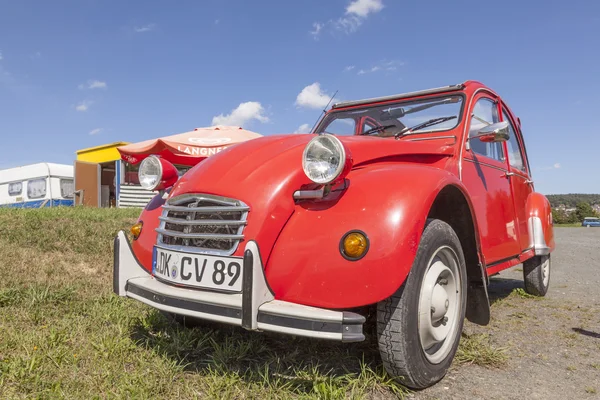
{"left": 157, "top": 194, "right": 249, "bottom": 255}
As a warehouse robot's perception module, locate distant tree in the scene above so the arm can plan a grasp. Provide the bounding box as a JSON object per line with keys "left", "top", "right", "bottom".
{"left": 546, "top": 194, "right": 600, "bottom": 208}
{"left": 575, "top": 202, "right": 598, "bottom": 221}
{"left": 552, "top": 209, "right": 569, "bottom": 224}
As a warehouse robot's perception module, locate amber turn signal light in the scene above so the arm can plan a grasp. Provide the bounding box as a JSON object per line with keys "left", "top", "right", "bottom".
{"left": 130, "top": 222, "right": 143, "bottom": 240}
{"left": 340, "top": 230, "right": 369, "bottom": 261}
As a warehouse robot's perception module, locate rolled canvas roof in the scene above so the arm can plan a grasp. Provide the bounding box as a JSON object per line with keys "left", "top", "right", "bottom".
{"left": 117, "top": 125, "right": 262, "bottom": 166}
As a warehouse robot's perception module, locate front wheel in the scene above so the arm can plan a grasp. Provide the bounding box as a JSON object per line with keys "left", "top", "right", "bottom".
{"left": 377, "top": 219, "right": 467, "bottom": 390}
{"left": 523, "top": 255, "right": 551, "bottom": 296}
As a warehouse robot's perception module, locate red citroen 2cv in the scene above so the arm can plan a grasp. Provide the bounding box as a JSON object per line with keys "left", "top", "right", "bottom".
{"left": 113, "top": 81, "right": 554, "bottom": 389}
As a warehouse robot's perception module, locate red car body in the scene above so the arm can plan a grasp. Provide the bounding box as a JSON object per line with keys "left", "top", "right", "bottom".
{"left": 129, "top": 80, "right": 554, "bottom": 309}
{"left": 114, "top": 80, "right": 554, "bottom": 388}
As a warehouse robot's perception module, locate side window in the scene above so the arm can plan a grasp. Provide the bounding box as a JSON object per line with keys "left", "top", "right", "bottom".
{"left": 8, "top": 182, "right": 22, "bottom": 196}
{"left": 502, "top": 110, "right": 526, "bottom": 172}
{"left": 362, "top": 120, "right": 378, "bottom": 135}
{"left": 60, "top": 179, "right": 74, "bottom": 198}
{"left": 322, "top": 118, "right": 356, "bottom": 136}
{"left": 27, "top": 178, "right": 47, "bottom": 199}
{"left": 469, "top": 99, "right": 504, "bottom": 161}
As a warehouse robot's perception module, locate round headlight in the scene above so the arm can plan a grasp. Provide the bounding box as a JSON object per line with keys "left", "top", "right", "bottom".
{"left": 138, "top": 156, "right": 163, "bottom": 190}
{"left": 302, "top": 134, "right": 350, "bottom": 184}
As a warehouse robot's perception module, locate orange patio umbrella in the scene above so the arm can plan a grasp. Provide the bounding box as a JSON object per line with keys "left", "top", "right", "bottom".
{"left": 117, "top": 125, "right": 262, "bottom": 166}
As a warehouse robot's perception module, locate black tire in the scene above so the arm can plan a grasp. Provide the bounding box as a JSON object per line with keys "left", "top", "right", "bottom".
{"left": 377, "top": 219, "right": 467, "bottom": 390}
{"left": 523, "top": 255, "right": 550, "bottom": 296}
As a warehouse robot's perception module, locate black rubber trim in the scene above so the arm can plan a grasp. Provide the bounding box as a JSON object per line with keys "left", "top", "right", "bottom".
{"left": 112, "top": 235, "right": 120, "bottom": 295}
{"left": 241, "top": 249, "right": 254, "bottom": 329}
{"left": 339, "top": 230, "right": 370, "bottom": 261}
{"left": 127, "top": 282, "right": 242, "bottom": 320}
{"left": 257, "top": 313, "right": 341, "bottom": 334}
{"left": 486, "top": 254, "right": 520, "bottom": 268}
{"left": 342, "top": 311, "right": 366, "bottom": 324}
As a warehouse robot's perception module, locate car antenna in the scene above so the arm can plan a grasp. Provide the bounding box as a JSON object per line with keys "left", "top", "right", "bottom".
{"left": 310, "top": 90, "right": 338, "bottom": 133}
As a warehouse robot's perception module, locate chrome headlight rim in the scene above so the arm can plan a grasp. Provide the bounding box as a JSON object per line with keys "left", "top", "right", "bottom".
{"left": 302, "top": 134, "right": 348, "bottom": 185}
{"left": 138, "top": 155, "right": 163, "bottom": 191}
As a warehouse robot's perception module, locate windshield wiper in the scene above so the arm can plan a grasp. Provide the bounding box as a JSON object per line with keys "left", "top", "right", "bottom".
{"left": 394, "top": 116, "right": 457, "bottom": 139}
{"left": 360, "top": 124, "right": 397, "bottom": 136}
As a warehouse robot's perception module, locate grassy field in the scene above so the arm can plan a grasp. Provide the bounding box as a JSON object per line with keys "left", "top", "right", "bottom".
{"left": 0, "top": 208, "right": 507, "bottom": 399}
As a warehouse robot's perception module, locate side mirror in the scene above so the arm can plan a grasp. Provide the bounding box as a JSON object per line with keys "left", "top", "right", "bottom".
{"left": 473, "top": 121, "right": 510, "bottom": 143}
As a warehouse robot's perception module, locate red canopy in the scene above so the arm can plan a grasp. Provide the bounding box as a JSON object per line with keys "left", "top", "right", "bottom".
{"left": 117, "top": 125, "right": 262, "bottom": 166}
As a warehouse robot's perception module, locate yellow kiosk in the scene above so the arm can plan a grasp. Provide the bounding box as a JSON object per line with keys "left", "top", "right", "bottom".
{"left": 75, "top": 142, "right": 128, "bottom": 207}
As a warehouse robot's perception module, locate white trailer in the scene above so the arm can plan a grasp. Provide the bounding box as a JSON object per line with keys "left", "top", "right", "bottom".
{"left": 0, "top": 163, "right": 74, "bottom": 208}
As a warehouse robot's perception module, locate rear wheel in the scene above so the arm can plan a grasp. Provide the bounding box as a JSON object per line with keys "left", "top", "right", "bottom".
{"left": 377, "top": 219, "right": 467, "bottom": 389}
{"left": 523, "top": 255, "right": 550, "bottom": 296}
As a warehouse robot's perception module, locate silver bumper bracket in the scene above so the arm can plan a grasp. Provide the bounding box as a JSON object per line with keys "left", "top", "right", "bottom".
{"left": 113, "top": 231, "right": 365, "bottom": 342}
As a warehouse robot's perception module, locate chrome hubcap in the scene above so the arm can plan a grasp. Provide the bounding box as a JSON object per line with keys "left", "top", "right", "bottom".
{"left": 542, "top": 256, "right": 550, "bottom": 287}
{"left": 418, "top": 246, "right": 462, "bottom": 364}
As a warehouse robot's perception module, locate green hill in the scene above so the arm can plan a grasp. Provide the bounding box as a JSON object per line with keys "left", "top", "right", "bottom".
{"left": 545, "top": 194, "right": 600, "bottom": 208}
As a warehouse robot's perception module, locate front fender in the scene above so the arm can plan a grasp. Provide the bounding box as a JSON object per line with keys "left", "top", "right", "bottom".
{"left": 130, "top": 193, "right": 166, "bottom": 272}
{"left": 526, "top": 192, "right": 555, "bottom": 255}
{"left": 265, "top": 164, "right": 467, "bottom": 309}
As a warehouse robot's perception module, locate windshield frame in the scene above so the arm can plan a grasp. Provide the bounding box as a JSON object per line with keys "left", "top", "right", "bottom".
{"left": 314, "top": 93, "right": 467, "bottom": 137}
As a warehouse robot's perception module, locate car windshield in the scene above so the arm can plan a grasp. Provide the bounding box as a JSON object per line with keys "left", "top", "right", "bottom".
{"left": 315, "top": 95, "right": 464, "bottom": 137}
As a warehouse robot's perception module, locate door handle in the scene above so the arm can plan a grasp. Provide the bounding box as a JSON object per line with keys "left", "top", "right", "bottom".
{"left": 502, "top": 172, "right": 515, "bottom": 179}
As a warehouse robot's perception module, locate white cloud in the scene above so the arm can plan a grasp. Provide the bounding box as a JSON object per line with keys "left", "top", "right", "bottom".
{"left": 311, "top": 0, "right": 383, "bottom": 37}
{"left": 294, "top": 123, "right": 312, "bottom": 134}
{"left": 0, "top": 51, "right": 3, "bottom": 61}
{"left": 211, "top": 101, "right": 269, "bottom": 127}
{"left": 333, "top": 15, "right": 363, "bottom": 34}
{"left": 346, "top": 0, "right": 384, "bottom": 18}
{"left": 79, "top": 80, "right": 107, "bottom": 90}
{"left": 356, "top": 60, "right": 404, "bottom": 75}
{"left": 89, "top": 128, "right": 102, "bottom": 135}
{"left": 134, "top": 24, "right": 156, "bottom": 33}
{"left": 215, "top": 19, "right": 220, "bottom": 25}
{"left": 295, "top": 82, "right": 332, "bottom": 110}
{"left": 310, "top": 22, "right": 324, "bottom": 39}
{"left": 537, "top": 163, "right": 562, "bottom": 171}
{"left": 75, "top": 100, "right": 92, "bottom": 112}
{"left": 343, "top": 65, "right": 355, "bottom": 72}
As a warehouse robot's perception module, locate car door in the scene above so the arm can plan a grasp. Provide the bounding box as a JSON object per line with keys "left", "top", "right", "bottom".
{"left": 500, "top": 105, "right": 533, "bottom": 252}
{"left": 462, "top": 94, "right": 521, "bottom": 265}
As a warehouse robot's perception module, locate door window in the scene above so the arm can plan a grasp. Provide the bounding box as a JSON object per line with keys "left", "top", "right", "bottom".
{"left": 469, "top": 99, "right": 504, "bottom": 161}
{"left": 60, "top": 179, "right": 74, "bottom": 198}
{"left": 502, "top": 110, "right": 526, "bottom": 172}
{"left": 8, "top": 182, "right": 22, "bottom": 196}
{"left": 27, "top": 178, "right": 47, "bottom": 199}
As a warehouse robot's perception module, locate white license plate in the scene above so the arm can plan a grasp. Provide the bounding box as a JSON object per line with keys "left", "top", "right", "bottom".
{"left": 152, "top": 247, "right": 243, "bottom": 292}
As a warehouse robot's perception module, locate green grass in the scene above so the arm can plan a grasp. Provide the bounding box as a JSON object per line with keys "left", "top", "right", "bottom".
{"left": 0, "top": 207, "right": 516, "bottom": 399}
{"left": 0, "top": 207, "right": 413, "bottom": 399}
{"left": 554, "top": 223, "right": 583, "bottom": 228}
{"left": 454, "top": 334, "right": 508, "bottom": 368}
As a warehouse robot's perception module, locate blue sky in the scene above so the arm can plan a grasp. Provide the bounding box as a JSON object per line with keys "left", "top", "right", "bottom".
{"left": 0, "top": 0, "right": 598, "bottom": 194}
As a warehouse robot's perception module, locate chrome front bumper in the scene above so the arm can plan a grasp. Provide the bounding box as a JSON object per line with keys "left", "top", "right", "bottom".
{"left": 113, "top": 231, "right": 365, "bottom": 342}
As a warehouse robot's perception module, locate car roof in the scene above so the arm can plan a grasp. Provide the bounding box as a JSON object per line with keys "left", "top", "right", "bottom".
{"left": 330, "top": 81, "right": 492, "bottom": 110}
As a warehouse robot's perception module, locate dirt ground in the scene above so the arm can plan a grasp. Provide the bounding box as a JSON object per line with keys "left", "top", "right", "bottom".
{"left": 412, "top": 228, "right": 600, "bottom": 400}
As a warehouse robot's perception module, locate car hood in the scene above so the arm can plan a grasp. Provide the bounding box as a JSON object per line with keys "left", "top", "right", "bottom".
{"left": 170, "top": 134, "right": 456, "bottom": 197}
{"left": 168, "top": 133, "right": 456, "bottom": 261}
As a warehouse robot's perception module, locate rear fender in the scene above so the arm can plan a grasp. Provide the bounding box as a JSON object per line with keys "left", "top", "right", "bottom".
{"left": 265, "top": 164, "right": 470, "bottom": 309}
{"left": 526, "top": 192, "right": 555, "bottom": 256}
